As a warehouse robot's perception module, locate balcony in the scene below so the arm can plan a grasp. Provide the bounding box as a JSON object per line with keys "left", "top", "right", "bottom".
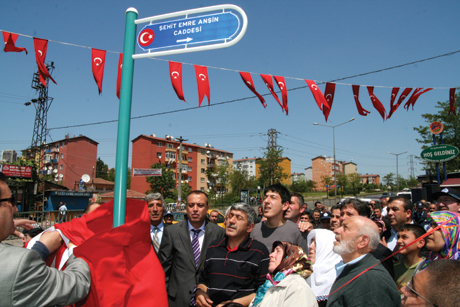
{"left": 51, "top": 159, "right": 58, "bottom": 163}
{"left": 51, "top": 148, "right": 59, "bottom": 153}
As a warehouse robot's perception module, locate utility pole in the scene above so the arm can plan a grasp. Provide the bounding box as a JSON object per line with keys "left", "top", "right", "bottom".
{"left": 266, "top": 129, "right": 279, "bottom": 185}
{"left": 176, "top": 136, "right": 188, "bottom": 204}
{"left": 408, "top": 155, "right": 416, "bottom": 178}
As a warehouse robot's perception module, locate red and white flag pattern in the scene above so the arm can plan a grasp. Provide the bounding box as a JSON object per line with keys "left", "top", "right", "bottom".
{"left": 170, "top": 61, "right": 186, "bottom": 102}
{"left": 367, "top": 86, "right": 387, "bottom": 121}
{"left": 91, "top": 48, "right": 106, "bottom": 94}
{"left": 404, "top": 88, "right": 433, "bottom": 110}
{"left": 352, "top": 85, "right": 370, "bottom": 116}
{"left": 449, "top": 88, "right": 456, "bottom": 116}
{"left": 274, "top": 76, "right": 288, "bottom": 115}
{"left": 116, "top": 53, "right": 123, "bottom": 99}
{"left": 195, "top": 65, "right": 210, "bottom": 107}
{"left": 261, "top": 74, "right": 282, "bottom": 110}
{"left": 33, "top": 38, "right": 57, "bottom": 87}
{"left": 240, "top": 71, "right": 266, "bottom": 108}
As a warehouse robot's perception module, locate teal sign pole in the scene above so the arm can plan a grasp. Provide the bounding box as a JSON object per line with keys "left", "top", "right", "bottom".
{"left": 113, "top": 8, "right": 138, "bottom": 227}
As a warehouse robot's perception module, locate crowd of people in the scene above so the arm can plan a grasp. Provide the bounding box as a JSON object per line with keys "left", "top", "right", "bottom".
{"left": 1, "top": 169, "right": 460, "bottom": 306}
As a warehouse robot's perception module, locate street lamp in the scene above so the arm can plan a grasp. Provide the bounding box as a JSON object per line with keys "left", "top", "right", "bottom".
{"left": 313, "top": 117, "right": 355, "bottom": 204}
{"left": 387, "top": 151, "right": 408, "bottom": 192}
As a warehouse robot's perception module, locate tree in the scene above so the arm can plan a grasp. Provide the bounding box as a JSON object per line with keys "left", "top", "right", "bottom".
{"left": 290, "top": 180, "right": 308, "bottom": 194}
{"left": 347, "top": 173, "right": 361, "bottom": 195}
{"left": 257, "top": 146, "right": 288, "bottom": 188}
{"left": 205, "top": 161, "right": 231, "bottom": 204}
{"left": 305, "top": 180, "right": 316, "bottom": 193}
{"left": 146, "top": 162, "right": 175, "bottom": 199}
{"left": 407, "top": 176, "right": 419, "bottom": 188}
{"left": 96, "top": 157, "right": 109, "bottom": 180}
{"left": 383, "top": 173, "right": 395, "bottom": 188}
{"left": 229, "top": 169, "right": 257, "bottom": 196}
{"left": 321, "top": 175, "right": 333, "bottom": 191}
{"left": 413, "top": 94, "right": 460, "bottom": 175}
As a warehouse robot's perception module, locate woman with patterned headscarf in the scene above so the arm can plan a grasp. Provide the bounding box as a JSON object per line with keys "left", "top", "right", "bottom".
{"left": 420, "top": 211, "right": 460, "bottom": 269}
{"left": 250, "top": 241, "right": 318, "bottom": 307}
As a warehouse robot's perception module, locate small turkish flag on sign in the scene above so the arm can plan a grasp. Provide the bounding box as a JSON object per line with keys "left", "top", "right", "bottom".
{"left": 91, "top": 48, "right": 106, "bottom": 94}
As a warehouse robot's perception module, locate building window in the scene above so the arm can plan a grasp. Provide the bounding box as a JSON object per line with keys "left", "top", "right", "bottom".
{"left": 61, "top": 153, "right": 64, "bottom": 159}
{"left": 201, "top": 168, "right": 205, "bottom": 173}
{"left": 201, "top": 178, "right": 205, "bottom": 183}
{"left": 166, "top": 143, "right": 173, "bottom": 149}
{"left": 188, "top": 177, "right": 192, "bottom": 181}
{"left": 60, "top": 165, "right": 63, "bottom": 170}
{"left": 157, "top": 142, "right": 162, "bottom": 147}
{"left": 166, "top": 152, "right": 176, "bottom": 159}
{"left": 188, "top": 167, "right": 192, "bottom": 172}
{"left": 200, "top": 187, "right": 205, "bottom": 192}
{"left": 55, "top": 143, "right": 59, "bottom": 149}
{"left": 166, "top": 164, "right": 172, "bottom": 169}
{"left": 201, "top": 150, "right": 205, "bottom": 155}
{"left": 157, "top": 152, "right": 162, "bottom": 158}
{"left": 201, "top": 159, "right": 205, "bottom": 165}
{"left": 188, "top": 148, "right": 192, "bottom": 153}
{"left": 61, "top": 142, "right": 65, "bottom": 148}
{"left": 188, "top": 157, "right": 192, "bottom": 162}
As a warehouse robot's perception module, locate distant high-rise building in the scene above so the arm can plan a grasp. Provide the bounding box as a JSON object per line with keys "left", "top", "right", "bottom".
{"left": 1, "top": 150, "right": 17, "bottom": 163}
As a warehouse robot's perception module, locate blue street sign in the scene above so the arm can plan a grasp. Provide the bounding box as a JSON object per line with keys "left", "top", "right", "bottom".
{"left": 137, "top": 11, "right": 240, "bottom": 51}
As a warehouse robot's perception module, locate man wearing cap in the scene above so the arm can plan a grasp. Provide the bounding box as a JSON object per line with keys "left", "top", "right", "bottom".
{"left": 164, "top": 211, "right": 174, "bottom": 225}
{"left": 432, "top": 187, "right": 460, "bottom": 213}
{"left": 412, "top": 201, "right": 427, "bottom": 225}
{"left": 320, "top": 211, "right": 332, "bottom": 230}
{"left": 145, "top": 192, "right": 167, "bottom": 253}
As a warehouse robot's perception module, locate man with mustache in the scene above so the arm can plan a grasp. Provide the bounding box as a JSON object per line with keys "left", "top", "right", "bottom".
{"left": 145, "top": 192, "right": 168, "bottom": 253}
{"left": 327, "top": 216, "right": 400, "bottom": 307}
{"left": 196, "top": 203, "right": 269, "bottom": 307}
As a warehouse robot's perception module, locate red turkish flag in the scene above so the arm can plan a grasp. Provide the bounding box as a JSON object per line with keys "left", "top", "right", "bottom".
{"left": 33, "top": 38, "right": 57, "bottom": 87}
{"left": 387, "top": 87, "right": 412, "bottom": 119}
{"left": 116, "top": 53, "right": 123, "bottom": 99}
{"left": 449, "top": 88, "right": 456, "bottom": 116}
{"left": 274, "top": 76, "right": 288, "bottom": 115}
{"left": 367, "top": 86, "right": 387, "bottom": 121}
{"left": 54, "top": 198, "right": 168, "bottom": 307}
{"left": 169, "top": 61, "right": 186, "bottom": 102}
{"left": 2, "top": 31, "right": 28, "bottom": 54}
{"left": 305, "top": 80, "right": 331, "bottom": 120}
{"left": 387, "top": 87, "right": 400, "bottom": 119}
{"left": 323, "top": 83, "right": 336, "bottom": 122}
{"left": 194, "top": 65, "right": 210, "bottom": 107}
{"left": 91, "top": 48, "right": 106, "bottom": 94}
{"left": 240, "top": 72, "right": 266, "bottom": 108}
{"left": 261, "top": 74, "right": 282, "bottom": 110}
{"left": 352, "top": 85, "right": 370, "bottom": 116}
{"left": 404, "top": 88, "right": 433, "bottom": 110}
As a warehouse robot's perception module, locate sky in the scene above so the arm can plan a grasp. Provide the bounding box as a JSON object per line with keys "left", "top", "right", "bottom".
{"left": 1, "top": 0, "right": 459, "bottom": 181}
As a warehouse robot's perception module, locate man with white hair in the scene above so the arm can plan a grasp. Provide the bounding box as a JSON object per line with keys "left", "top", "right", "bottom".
{"left": 326, "top": 216, "right": 400, "bottom": 307}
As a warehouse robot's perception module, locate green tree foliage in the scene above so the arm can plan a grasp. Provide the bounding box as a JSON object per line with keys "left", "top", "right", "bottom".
{"left": 229, "top": 170, "right": 257, "bottom": 195}
{"left": 290, "top": 180, "right": 308, "bottom": 194}
{"left": 413, "top": 94, "right": 460, "bottom": 174}
{"left": 321, "top": 175, "right": 333, "bottom": 191}
{"left": 205, "top": 161, "right": 231, "bottom": 197}
{"left": 407, "top": 176, "right": 419, "bottom": 187}
{"left": 96, "top": 157, "right": 109, "bottom": 180}
{"left": 146, "top": 162, "right": 175, "bottom": 199}
{"left": 383, "top": 172, "right": 395, "bottom": 187}
{"left": 257, "top": 147, "right": 288, "bottom": 188}
{"left": 347, "top": 173, "right": 362, "bottom": 195}
{"left": 305, "top": 180, "right": 316, "bottom": 192}
{"left": 172, "top": 181, "right": 191, "bottom": 203}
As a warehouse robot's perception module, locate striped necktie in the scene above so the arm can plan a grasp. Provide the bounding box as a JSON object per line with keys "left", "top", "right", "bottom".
{"left": 190, "top": 229, "right": 201, "bottom": 306}
{"left": 152, "top": 227, "right": 160, "bottom": 252}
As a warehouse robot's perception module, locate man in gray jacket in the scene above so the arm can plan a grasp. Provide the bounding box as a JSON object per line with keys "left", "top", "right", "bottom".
{"left": 0, "top": 173, "right": 91, "bottom": 307}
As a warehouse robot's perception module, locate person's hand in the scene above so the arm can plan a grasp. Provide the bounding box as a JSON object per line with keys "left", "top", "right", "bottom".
{"left": 298, "top": 221, "right": 313, "bottom": 233}
{"left": 195, "top": 289, "right": 213, "bottom": 307}
{"left": 39, "top": 231, "right": 63, "bottom": 253}
{"left": 13, "top": 219, "right": 37, "bottom": 239}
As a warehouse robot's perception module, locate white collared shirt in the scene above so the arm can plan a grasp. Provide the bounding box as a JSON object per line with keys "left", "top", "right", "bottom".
{"left": 151, "top": 222, "right": 164, "bottom": 245}
{"left": 188, "top": 220, "right": 206, "bottom": 251}
{"left": 335, "top": 254, "right": 367, "bottom": 277}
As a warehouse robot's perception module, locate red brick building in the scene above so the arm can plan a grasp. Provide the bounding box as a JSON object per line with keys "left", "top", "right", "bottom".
{"left": 131, "top": 134, "right": 233, "bottom": 195}
{"left": 359, "top": 174, "right": 380, "bottom": 186}
{"left": 41, "top": 135, "right": 98, "bottom": 191}
{"left": 311, "top": 156, "right": 343, "bottom": 191}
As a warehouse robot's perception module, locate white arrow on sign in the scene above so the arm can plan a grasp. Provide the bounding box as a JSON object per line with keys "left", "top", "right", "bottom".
{"left": 177, "top": 37, "right": 193, "bottom": 43}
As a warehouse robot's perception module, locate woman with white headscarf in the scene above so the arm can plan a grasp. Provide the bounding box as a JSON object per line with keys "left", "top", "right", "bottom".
{"left": 306, "top": 229, "right": 342, "bottom": 307}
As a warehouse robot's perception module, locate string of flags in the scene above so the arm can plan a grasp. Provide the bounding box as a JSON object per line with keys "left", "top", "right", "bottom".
{"left": 2, "top": 30, "right": 457, "bottom": 120}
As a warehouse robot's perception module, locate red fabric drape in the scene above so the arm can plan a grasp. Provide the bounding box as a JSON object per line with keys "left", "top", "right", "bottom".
{"left": 449, "top": 88, "right": 457, "bottom": 116}
{"left": 367, "top": 86, "right": 387, "bottom": 121}
{"left": 352, "top": 85, "right": 370, "bottom": 116}
{"left": 261, "top": 74, "right": 282, "bottom": 110}
{"left": 116, "top": 53, "right": 123, "bottom": 99}
{"left": 274, "top": 76, "right": 288, "bottom": 115}
{"left": 387, "top": 87, "right": 412, "bottom": 119}
{"left": 91, "top": 49, "right": 106, "bottom": 94}
{"left": 323, "top": 82, "right": 336, "bottom": 122}
{"left": 305, "top": 80, "right": 331, "bottom": 121}
{"left": 2, "top": 31, "right": 27, "bottom": 54}
{"left": 404, "top": 88, "right": 433, "bottom": 110}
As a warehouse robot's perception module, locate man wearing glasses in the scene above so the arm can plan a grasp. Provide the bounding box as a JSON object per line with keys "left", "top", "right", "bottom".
{"left": 0, "top": 173, "right": 91, "bottom": 306}
{"left": 432, "top": 187, "right": 460, "bottom": 213}
{"left": 401, "top": 259, "right": 460, "bottom": 307}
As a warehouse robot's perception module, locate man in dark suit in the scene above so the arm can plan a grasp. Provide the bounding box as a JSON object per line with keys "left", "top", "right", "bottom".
{"left": 145, "top": 192, "right": 169, "bottom": 253}
{"left": 159, "top": 190, "right": 225, "bottom": 307}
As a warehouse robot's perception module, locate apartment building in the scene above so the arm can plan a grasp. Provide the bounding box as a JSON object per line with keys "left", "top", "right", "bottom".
{"left": 233, "top": 156, "right": 292, "bottom": 186}
{"left": 131, "top": 134, "right": 233, "bottom": 194}
{"left": 311, "top": 156, "right": 343, "bottom": 191}
{"left": 1, "top": 149, "right": 17, "bottom": 163}
{"left": 360, "top": 174, "right": 381, "bottom": 186}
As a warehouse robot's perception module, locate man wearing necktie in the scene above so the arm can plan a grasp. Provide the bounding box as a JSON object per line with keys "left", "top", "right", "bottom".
{"left": 159, "top": 190, "right": 225, "bottom": 307}
{"left": 145, "top": 193, "right": 167, "bottom": 253}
